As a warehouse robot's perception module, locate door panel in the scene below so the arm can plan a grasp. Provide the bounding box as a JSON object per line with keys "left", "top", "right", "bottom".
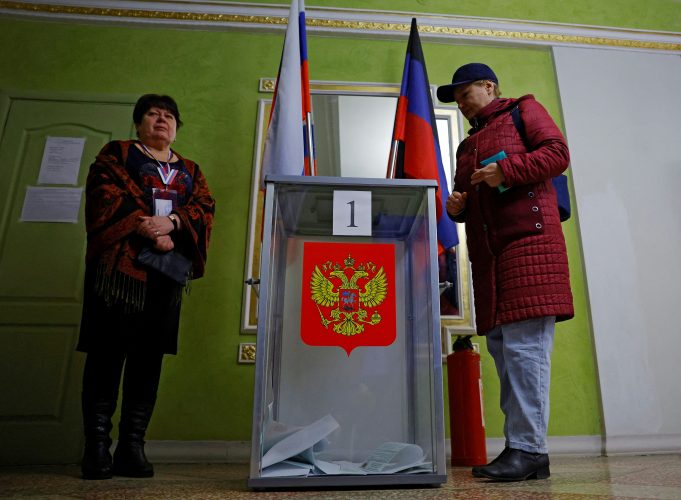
{"left": 0, "top": 94, "right": 135, "bottom": 465}
{"left": 1, "top": 326, "right": 78, "bottom": 417}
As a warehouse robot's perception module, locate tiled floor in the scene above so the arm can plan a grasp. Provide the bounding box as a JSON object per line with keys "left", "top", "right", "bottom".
{"left": 1, "top": 455, "right": 681, "bottom": 499}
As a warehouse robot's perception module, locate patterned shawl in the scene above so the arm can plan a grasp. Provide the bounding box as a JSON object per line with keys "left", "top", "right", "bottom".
{"left": 85, "top": 140, "right": 215, "bottom": 311}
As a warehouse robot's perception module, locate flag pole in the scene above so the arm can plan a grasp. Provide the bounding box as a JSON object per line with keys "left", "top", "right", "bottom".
{"left": 387, "top": 139, "right": 399, "bottom": 179}
{"left": 306, "top": 111, "right": 315, "bottom": 176}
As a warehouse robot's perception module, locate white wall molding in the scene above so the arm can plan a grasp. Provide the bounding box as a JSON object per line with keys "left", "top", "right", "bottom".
{"left": 143, "top": 440, "right": 251, "bottom": 463}
{"left": 605, "top": 434, "right": 681, "bottom": 456}
{"left": 0, "top": 0, "right": 679, "bottom": 54}
{"left": 484, "top": 436, "right": 603, "bottom": 458}
{"left": 142, "top": 434, "right": 679, "bottom": 464}
{"left": 142, "top": 436, "right": 604, "bottom": 464}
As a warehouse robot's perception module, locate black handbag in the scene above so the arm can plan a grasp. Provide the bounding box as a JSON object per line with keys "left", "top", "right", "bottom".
{"left": 137, "top": 247, "right": 192, "bottom": 286}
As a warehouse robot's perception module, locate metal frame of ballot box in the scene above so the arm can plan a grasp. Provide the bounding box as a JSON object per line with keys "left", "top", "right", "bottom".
{"left": 249, "top": 175, "right": 447, "bottom": 489}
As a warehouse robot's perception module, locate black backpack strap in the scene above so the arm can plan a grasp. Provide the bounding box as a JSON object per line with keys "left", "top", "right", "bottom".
{"left": 510, "top": 105, "right": 528, "bottom": 149}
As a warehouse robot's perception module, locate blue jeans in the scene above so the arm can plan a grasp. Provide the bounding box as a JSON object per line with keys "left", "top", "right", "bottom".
{"left": 486, "top": 316, "right": 555, "bottom": 454}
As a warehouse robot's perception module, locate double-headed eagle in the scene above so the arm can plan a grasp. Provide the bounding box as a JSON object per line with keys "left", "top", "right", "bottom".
{"left": 309, "top": 256, "right": 388, "bottom": 336}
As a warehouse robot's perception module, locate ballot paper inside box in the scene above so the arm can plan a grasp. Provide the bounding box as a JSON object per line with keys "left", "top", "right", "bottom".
{"left": 249, "top": 176, "right": 446, "bottom": 489}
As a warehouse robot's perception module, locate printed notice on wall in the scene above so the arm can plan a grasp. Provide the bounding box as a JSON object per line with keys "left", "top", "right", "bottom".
{"left": 20, "top": 186, "right": 83, "bottom": 223}
{"left": 37, "top": 136, "right": 86, "bottom": 185}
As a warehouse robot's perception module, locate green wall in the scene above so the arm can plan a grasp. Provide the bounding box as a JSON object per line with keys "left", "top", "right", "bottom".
{"left": 235, "top": 0, "right": 681, "bottom": 32}
{"left": 3, "top": 0, "right": 675, "bottom": 444}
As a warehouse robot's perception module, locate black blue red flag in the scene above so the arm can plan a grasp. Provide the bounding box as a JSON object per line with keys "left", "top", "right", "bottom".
{"left": 390, "top": 18, "right": 459, "bottom": 251}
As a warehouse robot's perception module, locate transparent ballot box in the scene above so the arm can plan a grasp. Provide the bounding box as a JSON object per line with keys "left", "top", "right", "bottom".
{"left": 249, "top": 175, "right": 446, "bottom": 488}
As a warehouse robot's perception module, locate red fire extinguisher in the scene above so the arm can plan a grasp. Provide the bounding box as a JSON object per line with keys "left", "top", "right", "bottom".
{"left": 447, "top": 335, "right": 487, "bottom": 466}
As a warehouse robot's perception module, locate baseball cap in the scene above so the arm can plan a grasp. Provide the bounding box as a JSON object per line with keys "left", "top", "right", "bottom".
{"left": 436, "top": 63, "right": 498, "bottom": 103}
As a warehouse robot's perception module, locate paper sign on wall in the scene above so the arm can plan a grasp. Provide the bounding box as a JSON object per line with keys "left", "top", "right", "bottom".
{"left": 20, "top": 186, "right": 83, "bottom": 223}
{"left": 38, "top": 136, "right": 86, "bottom": 185}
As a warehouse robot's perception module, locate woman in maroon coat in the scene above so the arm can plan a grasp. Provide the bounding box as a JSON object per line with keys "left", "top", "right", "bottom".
{"left": 438, "top": 63, "right": 573, "bottom": 481}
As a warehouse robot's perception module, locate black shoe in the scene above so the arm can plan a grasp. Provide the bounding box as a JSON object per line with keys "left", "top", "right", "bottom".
{"left": 81, "top": 440, "right": 113, "bottom": 480}
{"left": 113, "top": 440, "right": 154, "bottom": 478}
{"left": 473, "top": 448, "right": 550, "bottom": 481}
{"left": 472, "top": 447, "right": 510, "bottom": 478}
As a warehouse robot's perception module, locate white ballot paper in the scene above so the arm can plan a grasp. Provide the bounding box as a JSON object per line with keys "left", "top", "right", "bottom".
{"left": 260, "top": 407, "right": 431, "bottom": 477}
{"left": 260, "top": 460, "right": 312, "bottom": 477}
{"left": 261, "top": 413, "right": 339, "bottom": 469}
{"left": 361, "top": 442, "right": 431, "bottom": 474}
{"left": 38, "top": 136, "right": 86, "bottom": 185}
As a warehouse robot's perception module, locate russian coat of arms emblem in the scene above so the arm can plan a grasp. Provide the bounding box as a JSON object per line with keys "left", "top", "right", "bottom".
{"left": 300, "top": 242, "right": 396, "bottom": 355}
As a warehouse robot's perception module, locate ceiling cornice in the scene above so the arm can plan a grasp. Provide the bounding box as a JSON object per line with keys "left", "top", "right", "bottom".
{"left": 1, "top": 0, "right": 680, "bottom": 53}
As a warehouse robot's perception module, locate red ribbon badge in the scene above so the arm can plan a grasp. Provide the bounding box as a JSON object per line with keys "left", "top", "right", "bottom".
{"left": 300, "top": 242, "right": 396, "bottom": 356}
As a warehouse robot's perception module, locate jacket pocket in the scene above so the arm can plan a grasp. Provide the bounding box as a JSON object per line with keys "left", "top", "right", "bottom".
{"left": 489, "top": 184, "right": 545, "bottom": 252}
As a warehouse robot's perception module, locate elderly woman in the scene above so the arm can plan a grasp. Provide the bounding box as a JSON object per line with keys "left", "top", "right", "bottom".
{"left": 78, "top": 94, "right": 215, "bottom": 480}
{"left": 440, "top": 64, "right": 573, "bottom": 481}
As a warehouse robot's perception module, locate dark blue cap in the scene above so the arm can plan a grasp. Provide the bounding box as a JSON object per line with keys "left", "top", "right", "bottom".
{"left": 437, "top": 63, "right": 498, "bottom": 103}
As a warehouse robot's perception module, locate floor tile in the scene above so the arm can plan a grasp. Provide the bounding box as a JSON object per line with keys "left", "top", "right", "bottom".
{"left": 1, "top": 455, "right": 680, "bottom": 499}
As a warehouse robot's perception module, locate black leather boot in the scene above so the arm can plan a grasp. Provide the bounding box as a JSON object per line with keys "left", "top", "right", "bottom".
{"left": 472, "top": 447, "right": 510, "bottom": 478}
{"left": 112, "top": 401, "right": 155, "bottom": 478}
{"left": 81, "top": 395, "right": 117, "bottom": 480}
{"left": 473, "top": 448, "right": 550, "bottom": 481}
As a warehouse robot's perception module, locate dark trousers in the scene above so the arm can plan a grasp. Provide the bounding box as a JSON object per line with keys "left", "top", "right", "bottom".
{"left": 82, "top": 348, "right": 164, "bottom": 406}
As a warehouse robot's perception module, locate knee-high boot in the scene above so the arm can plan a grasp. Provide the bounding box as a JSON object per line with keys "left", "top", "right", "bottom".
{"left": 112, "top": 399, "right": 155, "bottom": 478}
{"left": 81, "top": 394, "right": 117, "bottom": 480}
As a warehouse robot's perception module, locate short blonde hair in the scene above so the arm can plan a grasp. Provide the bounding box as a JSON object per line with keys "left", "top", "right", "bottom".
{"left": 473, "top": 79, "right": 501, "bottom": 97}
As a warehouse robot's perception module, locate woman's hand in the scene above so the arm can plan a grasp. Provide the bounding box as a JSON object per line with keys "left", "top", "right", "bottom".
{"left": 446, "top": 191, "right": 468, "bottom": 217}
{"left": 153, "top": 234, "right": 175, "bottom": 252}
{"left": 137, "top": 215, "right": 174, "bottom": 240}
{"left": 471, "top": 162, "right": 506, "bottom": 188}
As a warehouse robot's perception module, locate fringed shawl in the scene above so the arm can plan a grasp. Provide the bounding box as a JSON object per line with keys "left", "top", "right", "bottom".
{"left": 85, "top": 140, "right": 215, "bottom": 311}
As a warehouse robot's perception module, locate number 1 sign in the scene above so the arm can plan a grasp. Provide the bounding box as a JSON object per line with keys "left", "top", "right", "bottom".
{"left": 332, "top": 190, "right": 372, "bottom": 236}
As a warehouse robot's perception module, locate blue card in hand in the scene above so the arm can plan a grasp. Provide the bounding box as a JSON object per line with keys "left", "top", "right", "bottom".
{"left": 480, "top": 150, "right": 509, "bottom": 193}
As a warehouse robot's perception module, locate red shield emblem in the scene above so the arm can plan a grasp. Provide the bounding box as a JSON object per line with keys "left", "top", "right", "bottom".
{"left": 301, "top": 242, "right": 396, "bottom": 356}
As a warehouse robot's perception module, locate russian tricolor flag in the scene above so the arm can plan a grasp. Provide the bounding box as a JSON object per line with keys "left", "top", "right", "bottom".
{"left": 261, "top": 0, "right": 314, "bottom": 188}
{"left": 390, "top": 18, "right": 459, "bottom": 251}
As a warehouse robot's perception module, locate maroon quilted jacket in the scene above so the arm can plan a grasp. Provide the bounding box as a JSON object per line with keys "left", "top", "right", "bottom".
{"left": 451, "top": 95, "right": 574, "bottom": 334}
